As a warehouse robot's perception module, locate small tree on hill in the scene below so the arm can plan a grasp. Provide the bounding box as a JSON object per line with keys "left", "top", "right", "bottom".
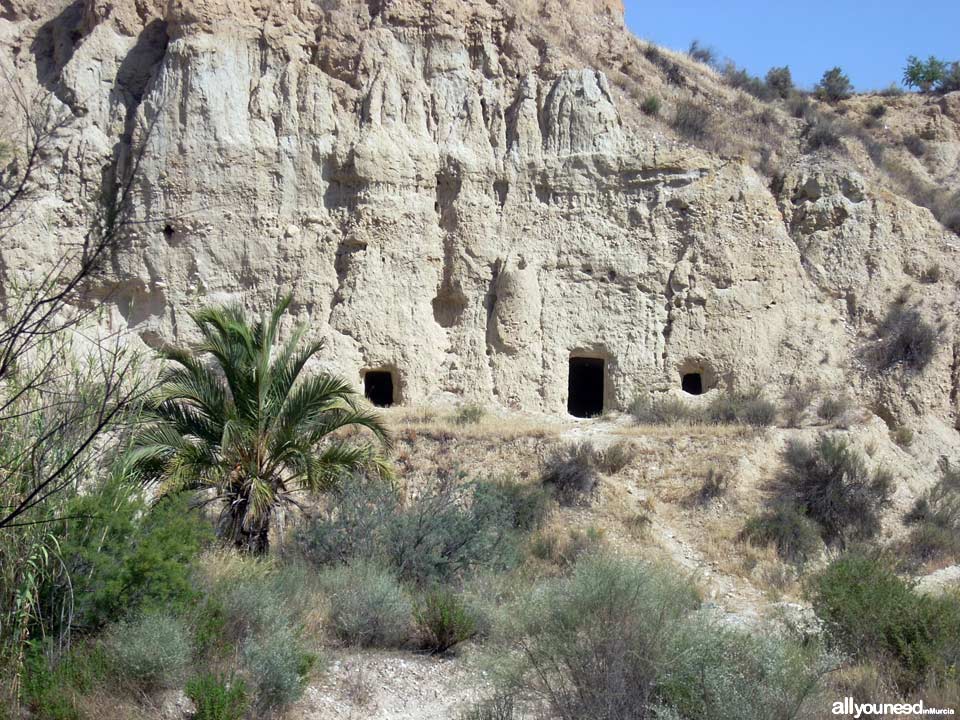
{"left": 765, "top": 66, "right": 794, "bottom": 99}
{"left": 903, "top": 55, "right": 947, "bottom": 92}
{"left": 815, "top": 67, "right": 853, "bottom": 102}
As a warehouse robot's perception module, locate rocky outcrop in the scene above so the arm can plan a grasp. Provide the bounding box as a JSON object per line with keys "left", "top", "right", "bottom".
{"left": 1, "top": 0, "right": 958, "bottom": 432}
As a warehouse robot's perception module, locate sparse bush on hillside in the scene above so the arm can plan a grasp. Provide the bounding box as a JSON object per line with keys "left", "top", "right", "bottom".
{"left": 641, "top": 95, "right": 661, "bottom": 116}
{"left": 630, "top": 390, "right": 776, "bottom": 427}
{"left": 786, "top": 93, "right": 813, "bottom": 120}
{"left": 242, "top": 623, "right": 316, "bottom": 710}
{"left": 644, "top": 44, "right": 686, "bottom": 87}
{"left": 595, "top": 440, "right": 638, "bottom": 475}
{"left": 817, "top": 394, "right": 853, "bottom": 424}
{"left": 810, "top": 551, "right": 960, "bottom": 689}
{"left": 454, "top": 403, "right": 486, "bottom": 425}
{"left": 499, "top": 553, "right": 830, "bottom": 720}
{"left": 103, "top": 610, "right": 192, "bottom": 690}
{"left": 529, "top": 525, "right": 606, "bottom": 568}
{"left": 741, "top": 505, "right": 823, "bottom": 565}
{"left": 706, "top": 388, "right": 777, "bottom": 426}
{"left": 541, "top": 442, "right": 599, "bottom": 506}
{"left": 298, "top": 472, "right": 526, "bottom": 584}
{"left": 778, "top": 434, "right": 893, "bottom": 546}
{"left": 780, "top": 379, "right": 820, "bottom": 428}
{"left": 629, "top": 395, "right": 700, "bottom": 425}
{"left": 879, "top": 82, "right": 906, "bottom": 97}
{"left": 765, "top": 66, "right": 794, "bottom": 98}
{"left": 692, "top": 467, "right": 730, "bottom": 504}
{"left": 873, "top": 303, "right": 939, "bottom": 372}
{"left": 320, "top": 561, "right": 412, "bottom": 648}
{"left": 722, "top": 62, "right": 773, "bottom": 101}
{"left": 416, "top": 587, "right": 479, "bottom": 654}
{"left": 805, "top": 116, "right": 842, "bottom": 151}
{"left": 920, "top": 263, "right": 942, "bottom": 284}
{"left": 940, "top": 61, "right": 960, "bottom": 93}
{"left": 903, "top": 458, "right": 960, "bottom": 564}
{"left": 904, "top": 133, "right": 927, "bottom": 157}
{"left": 867, "top": 102, "right": 887, "bottom": 119}
{"left": 458, "top": 693, "right": 517, "bottom": 720}
{"left": 672, "top": 99, "right": 713, "bottom": 141}
{"left": 815, "top": 67, "right": 853, "bottom": 102}
{"left": 687, "top": 40, "right": 716, "bottom": 66}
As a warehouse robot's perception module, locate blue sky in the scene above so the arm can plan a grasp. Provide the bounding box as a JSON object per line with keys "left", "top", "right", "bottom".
{"left": 623, "top": 1, "right": 960, "bottom": 91}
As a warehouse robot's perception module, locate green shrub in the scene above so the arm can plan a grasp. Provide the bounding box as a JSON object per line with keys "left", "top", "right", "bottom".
{"left": 541, "top": 442, "right": 599, "bottom": 506}
{"left": 867, "top": 102, "right": 887, "bottom": 119}
{"left": 295, "top": 474, "right": 400, "bottom": 567}
{"left": 454, "top": 403, "right": 486, "bottom": 425}
{"left": 810, "top": 552, "right": 960, "bottom": 688}
{"left": 103, "top": 610, "right": 192, "bottom": 690}
{"left": 52, "top": 478, "right": 212, "bottom": 630}
{"left": 20, "top": 642, "right": 108, "bottom": 720}
{"left": 903, "top": 55, "right": 948, "bottom": 92}
{"left": 741, "top": 505, "right": 823, "bottom": 565}
{"left": 765, "top": 66, "right": 794, "bottom": 98}
{"left": 298, "top": 473, "right": 519, "bottom": 584}
{"left": 320, "top": 562, "right": 412, "bottom": 648}
{"left": 672, "top": 99, "right": 713, "bottom": 141}
{"left": 214, "top": 561, "right": 314, "bottom": 642}
{"left": 242, "top": 624, "right": 315, "bottom": 711}
{"left": 641, "top": 95, "right": 661, "bottom": 116}
{"left": 722, "top": 62, "right": 773, "bottom": 100}
{"left": 815, "top": 67, "right": 853, "bottom": 102}
{"left": 186, "top": 674, "right": 250, "bottom": 720}
{"left": 502, "top": 553, "right": 829, "bottom": 720}
{"left": 706, "top": 388, "right": 777, "bottom": 426}
{"left": 474, "top": 477, "right": 552, "bottom": 532}
{"left": 874, "top": 304, "right": 938, "bottom": 371}
{"left": 416, "top": 587, "right": 479, "bottom": 654}
{"left": 193, "top": 596, "right": 229, "bottom": 659}
{"left": 778, "top": 434, "right": 893, "bottom": 546}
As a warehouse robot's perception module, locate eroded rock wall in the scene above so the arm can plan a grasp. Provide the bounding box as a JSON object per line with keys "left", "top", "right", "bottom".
{"left": 1, "top": 0, "right": 958, "bottom": 427}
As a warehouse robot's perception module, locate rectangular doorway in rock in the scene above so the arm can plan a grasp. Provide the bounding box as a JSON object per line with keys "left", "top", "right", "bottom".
{"left": 568, "top": 356, "right": 605, "bottom": 418}
{"left": 682, "top": 372, "right": 703, "bottom": 395}
{"left": 364, "top": 370, "right": 395, "bottom": 407}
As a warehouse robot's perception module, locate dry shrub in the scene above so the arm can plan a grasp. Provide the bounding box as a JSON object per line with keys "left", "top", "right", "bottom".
{"left": 541, "top": 442, "right": 599, "bottom": 506}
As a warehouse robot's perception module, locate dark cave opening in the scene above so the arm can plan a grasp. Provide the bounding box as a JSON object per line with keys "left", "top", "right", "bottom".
{"left": 364, "top": 370, "right": 395, "bottom": 407}
{"left": 568, "top": 357, "right": 605, "bottom": 418}
{"left": 682, "top": 372, "right": 704, "bottom": 396}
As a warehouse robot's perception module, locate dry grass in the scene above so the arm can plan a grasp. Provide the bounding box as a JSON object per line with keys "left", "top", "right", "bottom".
{"left": 385, "top": 406, "right": 563, "bottom": 441}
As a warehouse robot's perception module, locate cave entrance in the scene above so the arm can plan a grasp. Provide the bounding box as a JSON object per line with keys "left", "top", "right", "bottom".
{"left": 568, "top": 356, "right": 605, "bottom": 418}
{"left": 681, "top": 372, "right": 703, "bottom": 396}
{"left": 364, "top": 370, "right": 395, "bottom": 407}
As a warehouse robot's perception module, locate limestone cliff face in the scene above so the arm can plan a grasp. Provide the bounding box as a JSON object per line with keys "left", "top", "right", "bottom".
{"left": 1, "top": 0, "right": 958, "bottom": 430}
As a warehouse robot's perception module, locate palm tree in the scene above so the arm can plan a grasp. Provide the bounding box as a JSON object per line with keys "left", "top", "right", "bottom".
{"left": 126, "top": 295, "right": 390, "bottom": 554}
